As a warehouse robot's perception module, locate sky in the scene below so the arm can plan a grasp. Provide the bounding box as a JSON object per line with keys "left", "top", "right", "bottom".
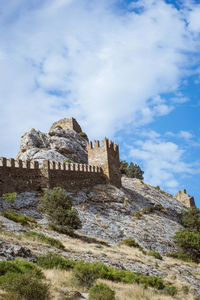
{"left": 0, "top": 0, "right": 200, "bottom": 206}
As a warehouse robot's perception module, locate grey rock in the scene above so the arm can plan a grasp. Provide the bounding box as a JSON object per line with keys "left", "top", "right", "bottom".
{"left": 17, "top": 126, "right": 88, "bottom": 164}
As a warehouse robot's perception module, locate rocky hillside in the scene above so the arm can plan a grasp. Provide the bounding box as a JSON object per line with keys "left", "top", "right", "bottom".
{"left": 17, "top": 123, "right": 88, "bottom": 165}
{"left": 0, "top": 178, "right": 199, "bottom": 299}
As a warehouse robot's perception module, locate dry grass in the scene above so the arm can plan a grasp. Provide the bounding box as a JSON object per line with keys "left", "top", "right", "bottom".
{"left": 97, "top": 279, "right": 194, "bottom": 300}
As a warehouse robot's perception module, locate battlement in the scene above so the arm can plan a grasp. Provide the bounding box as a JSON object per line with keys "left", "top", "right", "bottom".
{"left": 87, "top": 138, "right": 119, "bottom": 153}
{"left": 0, "top": 157, "right": 39, "bottom": 169}
{"left": 87, "top": 138, "right": 121, "bottom": 187}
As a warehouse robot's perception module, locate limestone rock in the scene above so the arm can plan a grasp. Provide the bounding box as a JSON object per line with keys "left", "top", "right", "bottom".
{"left": 174, "top": 189, "right": 196, "bottom": 208}
{"left": 17, "top": 119, "right": 88, "bottom": 164}
{"left": 0, "top": 240, "right": 35, "bottom": 261}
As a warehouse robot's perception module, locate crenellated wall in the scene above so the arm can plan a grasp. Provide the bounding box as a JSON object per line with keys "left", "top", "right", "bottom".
{"left": 0, "top": 157, "right": 106, "bottom": 195}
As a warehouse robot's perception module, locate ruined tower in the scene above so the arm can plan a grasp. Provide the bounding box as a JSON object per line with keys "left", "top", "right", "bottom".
{"left": 50, "top": 117, "right": 82, "bottom": 133}
{"left": 87, "top": 138, "right": 121, "bottom": 187}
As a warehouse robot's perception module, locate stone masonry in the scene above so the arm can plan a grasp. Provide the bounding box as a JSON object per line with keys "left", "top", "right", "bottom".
{"left": 87, "top": 138, "right": 121, "bottom": 188}
{"left": 0, "top": 119, "right": 122, "bottom": 195}
{"left": 174, "top": 189, "right": 196, "bottom": 208}
{"left": 49, "top": 117, "right": 82, "bottom": 134}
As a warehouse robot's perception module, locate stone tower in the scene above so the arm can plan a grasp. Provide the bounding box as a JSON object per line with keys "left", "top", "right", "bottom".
{"left": 87, "top": 138, "right": 121, "bottom": 187}
{"left": 50, "top": 117, "right": 82, "bottom": 133}
{"left": 174, "top": 189, "right": 196, "bottom": 208}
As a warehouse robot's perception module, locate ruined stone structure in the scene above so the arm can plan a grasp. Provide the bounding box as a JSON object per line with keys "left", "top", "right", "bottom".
{"left": 50, "top": 117, "right": 82, "bottom": 134}
{"left": 87, "top": 138, "right": 121, "bottom": 188}
{"left": 0, "top": 135, "right": 121, "bottom": 195}
{"left": 174, "top": 189, "right": 196, "bottom": 208}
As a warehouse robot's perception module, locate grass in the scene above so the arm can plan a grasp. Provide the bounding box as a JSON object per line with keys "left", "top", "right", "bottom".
{"left": 120, "top": 238, "right": 143, "bottom": 251}
{"left": 148, "top": 251, "right": 163, "bottom": 260}
{"left": 24, "top": 231, "right": 65, "bottom": 250}
{"left": 37, "top": 252, "right": 76, "bottom": 270}
{"left": 166, "top": 252, "right": 196, "bottom": 263}
{"left": 1, "top": 210, "right": 36, "bottom": 226}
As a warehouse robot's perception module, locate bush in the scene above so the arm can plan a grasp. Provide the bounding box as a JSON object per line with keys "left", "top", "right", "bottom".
{"left": 173, "top": 229, "right": 200, "bottom": 262}
{"left": 2, "top": 193, "right": 17, "bottom": 204}
{"left": 79, "top": 132, "right": 88, "bottom": 139}
{"left": 0, "top": 259, "right": 43, "bottom": 279}
{"left": 55, "top": 125, "right": 62, "bottom": 130}
{"left": 166, "top": 252, "right": 195, "bottom": 262}
{"left": 73, "top": 261, "right": 105, "bottom": 288}
{"left": 39, "top": 187, "right": 82, "bottom": 234}
{"left": 37, "top": 252, "right": 76, "bottom": 270}
{"left": 89, "top": 283, "right": 115, "bottom": 300}
{"left": 181, "top": 207, "right": 200, "bottom": 232}
{"left": 120, "top": 238, "right": 143, "bottom": 251}
{"left": 1, "top": 210, "right": 29, "bottom": 226}
{"left": 73, "top": 261, "right": 164, "bottom": 290}
{"left": 148, "top": 251, "right": 163, "bottom": 260}
{"left": 24, "top": 231, "right": 65, "bottom": 250}
{"left": 65, "top": 158, "right": 72, "bottom": 163}
{"left": 163, "top": 285, "right": 177, "bottom": 296}
{"left": 1, "top": 273, "right": 49, "bottom": 300}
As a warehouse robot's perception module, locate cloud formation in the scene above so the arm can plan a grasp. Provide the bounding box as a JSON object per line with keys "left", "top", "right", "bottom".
{"left": 0, "top": 0, "right": 200, "bottom": 158}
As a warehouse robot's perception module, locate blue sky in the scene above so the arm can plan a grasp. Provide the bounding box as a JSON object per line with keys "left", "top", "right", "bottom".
{"left": 0, "top": 0, "right": 200, "bottom": 206}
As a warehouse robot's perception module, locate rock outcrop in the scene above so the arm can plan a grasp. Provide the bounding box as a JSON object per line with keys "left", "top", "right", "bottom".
{"left": 174, "top": 189, "right": 196, "bottom": 208}
{"left": 17, "top": 119, "right": 88, "bottom": 165}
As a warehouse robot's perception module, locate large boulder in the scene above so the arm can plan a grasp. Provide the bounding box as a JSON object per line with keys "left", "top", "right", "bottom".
{"left": 17, "top": 119, "right": 88, "bottom": 164}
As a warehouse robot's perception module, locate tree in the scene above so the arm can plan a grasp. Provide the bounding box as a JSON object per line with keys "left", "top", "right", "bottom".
{"left": 120, "top": 160, "right": 128, "bottom": 175}
{"left": 120, "top": 160, "right": 144, "bottom": 180}
{"left": 127, "top": 163, "right": 144, "bottom": 180}
{"left": 39, "top": 187, "right": 82, "bottom": 234}
{"left": 173, "top": 207, "right": 200, "bottom": 262}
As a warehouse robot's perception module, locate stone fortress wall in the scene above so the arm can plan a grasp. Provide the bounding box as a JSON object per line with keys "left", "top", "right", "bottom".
{"left": 0, "top": 157, "right": 107, "bottom": 195}
{"left": 0, "top": 117, "right": 122, "bottom": 195}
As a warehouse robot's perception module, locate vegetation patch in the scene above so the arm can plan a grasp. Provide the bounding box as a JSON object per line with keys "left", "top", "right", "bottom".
{"left": 37, "top": 252, "right": 76, "bottom": 270}
{"left": 39, "top": 187, "right": 82, "bottom": 235}
{"left": 1, "top": 211, "right": 30, "bottom": 226}
{"left": 24, "top": 231, "right": 65, "bottom": 250}
{"left": 79, "top": 132, "right": 88, "bottom": 139}
{"left": 0, "top": 259, "right": 49, "bottom": 299}
{"left": 2, "top": 193, "right": 17, "bottom": 204}
{"left": 89, "top": 283, "right": 115, "bottom": 300}
{"left": 120, "top": 160, "right": 144, "bottom": 179}
{"left": 166, "top": 251, "right": 196, "bottom": 262}
{"left": 148, "top": 251, "right": 163, "bottom": 260}
{"left": 172, "top": 207, "right": 200, "bottom": 263}
{"left": 120, "top": 238, "right": 143, "bottom": 251}
{"left": 37, "top": 253, "right": 167, "bottom": 291}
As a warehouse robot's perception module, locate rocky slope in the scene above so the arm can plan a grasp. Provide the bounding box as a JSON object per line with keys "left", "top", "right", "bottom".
{"left": 0, "top": 178, "right": 200, "bottom": 298}
{"left": 17, "top": 127, "right": 88, "bottom": 165}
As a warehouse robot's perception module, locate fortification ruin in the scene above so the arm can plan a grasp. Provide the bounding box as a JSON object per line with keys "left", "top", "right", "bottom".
{"left": 0, "top": 119, "right": 121, "bottom": 195}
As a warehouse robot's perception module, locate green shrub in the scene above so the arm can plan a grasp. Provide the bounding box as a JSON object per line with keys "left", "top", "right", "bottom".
{"left": 39, "top": 187, "right": 82, "bottom": 234}
{"left": 163, "top": 285, "right": 177, "bottom": 296}
{"left": 55, "top": 125, "right": 62, "bottom": 130}
{"left": 181, "top": 207, "right": 200, "bottom": 232}
{"left": 148, "top": 251, "right": 163, "bottom": 260}
{"left": 72, "top": 261, "right": 164, "bottom": 290}
{"left": 79, "top": 132, "right": 88, "bottom": 139}
{"left": 65, "top": 158, "right": 72, "bottom": 163}
{"left": 120, "top": 238, "right": 143, "bottom": 251}
{"left": 1, "top": 273, "right": 49, "bottom": 300}
{"left": 89, "top": 283, "right": 115, "bottom": 300}
{"left": 173, "top": 229, "right": 200, "bottom": 262}
{"left": 73, "top": 261, "right": 105, "bottom": 288}
{"left": 37, "top": 252, "right": 76, "bottom": 270}
{"left": 0, "top": 259, "right": 43, "bottom": 279}
{"left": 2, "top": 193, "right": 17, "bottom": 204}
{"left": 24, "top": 231, "right": 65, "bottom": 250}
{"left": 1, "top": 210, "right": 29, "bottom": 226}
{"left": 166, "top": 252, "right": 195, "bottom": 262}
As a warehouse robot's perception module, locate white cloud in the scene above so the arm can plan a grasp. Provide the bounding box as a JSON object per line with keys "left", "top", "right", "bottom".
{"left": 129, "top": 137, "right": 194, "bottom": 192}
{"left": 0, "top": 0, "right": 200, "bottom": 157}
{"left": 166, "top": 130, "right": 194, "bottom": 140}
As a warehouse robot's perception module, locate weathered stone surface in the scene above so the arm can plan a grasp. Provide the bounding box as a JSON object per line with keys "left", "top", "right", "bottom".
{"left": 49, "top": 117, "right": 82, "bottom": 134}
{"left": 17, "top": 122, "right": 88, "bottom": 164}
{"left": 174, "top": 189, "right": 196, "bottom": 208}
{"left": 0, "top": 240, "right": 34, "bottom": 261}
